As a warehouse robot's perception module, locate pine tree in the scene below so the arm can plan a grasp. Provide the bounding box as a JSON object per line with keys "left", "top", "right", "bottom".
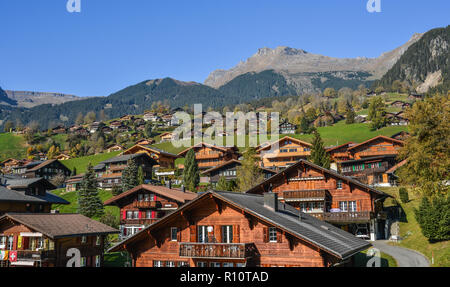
{"left": 415, "top": 194, "right": 450, "bottom": 242}
{"left": 78, "top": 163, "right": 104, "bottom": 218}
{"left": 183, "top": 149, "right": 200, "bottom": 192}
{"left": 137, "top": 166, "right": 145, "bottom": 185}
{"left": 237, "top": 148, "right": 264, "bottom": 193}
{"left": 121, "top": 159, "right": 139, "bottom": 192}
{"left": 345, "top": 103, "right": 356, "bottom": 125}
{"left": 309, "top": 130, "right": 331, "bottom": 169}
{"left": 111, "top": 184, "right": 122, "bottom": 196}
{"left": 368, "top": 97, "right": 387, "bottom": 130}
{"left": 216, "top": 176, "right": 230, "bottom": 191}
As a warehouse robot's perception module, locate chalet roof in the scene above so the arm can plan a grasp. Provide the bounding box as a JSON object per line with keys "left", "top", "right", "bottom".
{"left": 3, "top": 177, "right": 56, "bottom": 190}
{"left": 27, "top": 159, "right": 59, "bottom": 172}
{"left": 123, "top": 145, "right": 178, "bottom": 158}
{"left": 257, "top": 136, "right": 312, "bottom": 152}
{"left": 326, "top": 142, "right": 355, "bottom": 153}
{"left": 347, "top": 136, "right": 404, "bottom": 151}
{"left": 0, "top": 213, "right": 118, "bottom": 239}
{"left": 0, "top": 185, "right": 69, "bottom": 205}
{"left": 246, "top": 159, "right": 387, "bottom": 196}
{"left": 201, "top": 159, "right": 277, "bottom": 176}
{"left": 100, "top": 153, "right": 150, "bottom": 164}
{"left": 104, "top": 184, "right": 197, "bottom": 206}
{"left": 108, "top": 191, "right": 371, "bottom": 260}
{"left": 177, "top": 142, "right": 238, "bottom": 157}
{"left": 391, "top": 131, "right": 410, "bottom": 139}
{"left": 93, "top": 163, "right": 106, "bottom": 170}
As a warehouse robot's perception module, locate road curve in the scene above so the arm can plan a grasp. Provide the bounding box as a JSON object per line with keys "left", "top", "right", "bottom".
{"left": 371, "top": 240, "right": 430, "bottom": 267}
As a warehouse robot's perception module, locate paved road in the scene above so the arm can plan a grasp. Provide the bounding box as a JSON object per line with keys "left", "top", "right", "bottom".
{"left": 371, "top": 240, "right": 430, "bottom": 267}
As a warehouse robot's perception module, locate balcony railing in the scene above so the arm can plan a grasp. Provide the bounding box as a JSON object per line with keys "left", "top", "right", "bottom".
{"left": 133, "top": 201, "right": 158, "bottom": 209}
{"left": 120, "top": 218, "right": 159, "bottom": 225}
{"left": 357, "top": 150, "right": 398, "bottom": 157}
{"left": 179, "top": 243, "right": 256, "bottom": 259}
{"left": 283, "top": 190, "right": 328, "bottom": 201}
{"left": 16, "top": 250, "right": 56, "bottom": 261}
{"left": 312, "top": 212, "right": 373, "bottom": 223}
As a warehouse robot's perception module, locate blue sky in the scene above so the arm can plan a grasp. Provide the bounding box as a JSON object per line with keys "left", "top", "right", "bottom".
{"left": 0, "top": 0, "right": 448, "bottom": 97}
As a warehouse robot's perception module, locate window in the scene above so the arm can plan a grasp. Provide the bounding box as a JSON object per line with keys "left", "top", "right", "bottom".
{"left": 96, "top": 236, "right": 101, "bottom": 246}
{"left": 153, "top": 261, "right": 163, "bottom": 267}
{"left": 127, "top": 211, "right": 133, "bottom": 219}
{"left": 222, "top": 226, "right": 233, "bottom": 243}
{"left": 95, "top": 255, "right": 101, "bottom": 267}
{"left": 339, "top": 201, "right": 348, "bottom": 212}
{"left": 7, "top": 236, "right": 14, "bottom": 250}
{"left": 210, "top": 262, "right": 221, "bottom": 268}
{"left": 197, "top": 262, "right": 207, "bottom": 267}
{"left": 0, "top": 236, "right": 6, "bottom": 249}
{"left": 269, "top": 227, "right": 277, "bottom": 242}
{"left": 337, "top": 180, "right": 343, "bottom": 189}
{"left": 349, "top": 201, "right": 357, "bottom": 212}
{"left": 166, "top": 261, "right": 175, "bottom": 267}
{"left": 81, "top": 236, "right": 87, "bottom": 244}
{"left": 177, "top": 261, "right": 189, "bottom": 267}
{"left": 138, "top": 194, "right": 143, "bottom": 202}
{"left": 171, "top": 227, "right": 178, "bottom": 242}
{"left": 133, "top": 211, "right": 139, "bottom": 219}
{"left": 223, "top": 262, "right": 234, "bottom": 267}
{"left": 198, "top": 226, "right": 212, "bottom": 243}
{"left": 80, "top": 257, "right": 87, "bottom": 267}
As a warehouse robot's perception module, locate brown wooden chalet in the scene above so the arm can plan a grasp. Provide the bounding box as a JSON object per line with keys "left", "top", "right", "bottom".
{"left": 177, "top": 143, "right": 240, "bottom": 171}
{"left": 20, "top": 159, "right": 72, "bottom": 181}
{"left": 0, "top": 176, "right": 69, "bottom": 215}
{"left": 0, "top": 158, "right": 25, "bottom": 174}
{"left": 123, "top": 145, "right": 178, "bottom": 169}
{"left": 94, "top": 153, "right": 156, "bottom": 190}
{"left": 104, "top": 184, "right": 197, "bottom": 240}
{"left": 326, "top": 142, "right": 355, "bottom": 163}
{"left": 257, "top": 136, "right": 312, "bottom": 170}
{"left": 108, "top": 191, "right": 371, "bottom": 267}
{"left": 347, "top": 136, "right": 404, "bottom": 160}
{"left": 201, "top": 159, "right": 277, "bottom": 186}
{"left": 0, "top": 213, "right": 118, "bottom": 267}
{"left": 246, "top": 160, "right": 390, "bottom": 241}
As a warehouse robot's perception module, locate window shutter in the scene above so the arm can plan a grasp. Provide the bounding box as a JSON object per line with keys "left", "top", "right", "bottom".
{"left": 277, "top": 230, "right": 283, "bottom": 243}
{"left": 122, "top": 210, "right": 126, "bottom": 220}
{"left": 189, "top": 225, "right": 197, "bottom": 243}
{"left": 138, "top": 211, "right": 142, "bottom": 219}
{"left": 263, "top": 227, "right": 269, "bottom": 243}
{"left": 233, "top": 225, "right": 240, "bottom": 243}
{"left": 177, "top": 228, "right": 182, "bottom": 242}
{"left": 214, "top": 225, "right": 221, "bottom": 243}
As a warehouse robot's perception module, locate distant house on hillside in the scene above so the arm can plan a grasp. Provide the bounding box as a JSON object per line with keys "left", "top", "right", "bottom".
{"left": 21, "top": 160, "right": 72, "bottom": 181}
{"left": 159, "top": 132, "right": 173, "bottom": 142}
{"left": 105, "top": 144, "right": 124, "bottom": 153}
{"left": 279, "top": 121, "right": 296, "bottom": 134}
{"left": 391, "top": 131, "right": 410, "bottom": 141}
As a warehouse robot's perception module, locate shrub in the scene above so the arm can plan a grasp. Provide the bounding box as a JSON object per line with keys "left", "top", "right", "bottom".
{"left": 399, "top": 187, "right": 409, "bottom": 203}
{"left": 415, "top": 194, "right": 450, "bottom": 242}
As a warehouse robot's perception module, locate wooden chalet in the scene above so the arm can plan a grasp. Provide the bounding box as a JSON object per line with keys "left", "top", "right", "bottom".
{"left": 279, "top": 121, "right": 296, "bottom": 134}
{"left": 246, "top": 160, "right": 390, "bottom": 241}
{"left": 0, "top": 159, "right": 25, "bottom": 174}
{"left": 159, "top": 132, "right": 173, "bottom": 142}
{"left": 326, "top": 142, "right": 355, "bottom": 163}
{"left": 123, "top": 145, "right": 178, "bottom": 169}
{"left": 20, "top": 160, "right": 72, "bottom": 181}
{"left": 201, "top": 160, "right": 277, "bottom": 186}
{"left": 105, "top": 144, "right": 124, "bottom": 153}
{"left": 0, "top": 176, "right": 69, "bottom": 215}
{"left": 0, "top": 213, "right": 118, "bottom": 267}
{"left": 177, "top": 143, "right": 240, "bottom": 171}
{"left": 55, "top": 154, "right": 71, "bottom": 161}
{"left": 94, "top": 153, "right": 156, "bottom": 190}
{"left": 65, "top": 174, "right": 84, "bottom": 192}
{"left": 104, "top": 184, "right": 197, "bottom": 240}
{"left": 108, "top": 191, "right": 371, "bottom": 267}
{"left": 135, "top": 139, "right": 155, "bottom": 146}
{"left": 257, "top": 136, "right": 312, "bottom": 170}
{"left": 347, "top": 136, "right": 404, "bottom": 160}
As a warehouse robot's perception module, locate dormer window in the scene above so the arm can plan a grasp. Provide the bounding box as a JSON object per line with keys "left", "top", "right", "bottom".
{"left": 337, "top": 180, "right": 343, "bottom": 190}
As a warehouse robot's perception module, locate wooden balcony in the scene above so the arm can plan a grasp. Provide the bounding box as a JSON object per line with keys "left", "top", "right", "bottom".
{"left": 283, "top": 190, "right": 328, "bottom": 201}
{"left": 357, "top": 150, "right": 398, "bottom": 157}
{"left": 120, "top": 218, "right": 159, "bottom": 225}
{"left": 196, "top": 152, "right": 223, "bottom": 160}
{"left": 312, "top": 212, "right": 373, "bottom": 223}
{"left": 133, "top": 201, "right": 158, "bottom": 209}
{"left": 179, "top": 243, "right": 256, "bottom": 260}
{"left": 16, "top": 250, "right": 56, "bottom": 262}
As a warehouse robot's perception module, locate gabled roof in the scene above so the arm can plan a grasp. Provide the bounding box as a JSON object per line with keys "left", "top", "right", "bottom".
{"left": 123, "top": 144, "right": 178, "bottom": 158}
{"left": 257, "top": 136, "right": 312, "bottom": 153}
{"left": 326, "top": 142, "right": 355, "bottom": 153}
{"left": 26, "top": 159, "right": 69, "bottom": 172}
{"left": 177, "top": 142, "right": 237, "bottom": 157}
{"left": 347, "top": 136, "right": 404, "bottom": 151}
{"left": 109, "top": 191, "right": 371, "bottom": 260}
{"left": 103, "top": 184, "right": 197, "bottom": 206}
{"left": 0, "top": 213, "right": 118, "bottom": 239}
{"left": 201, "top": 159, "right": 277, "bottom": 176}
{"left": 245, "top": 159, "right": 387, "bottom": 196}
{"left": 0, "top": 185, "right": 69, "bottom": 205}
{"left": 100, "top": 153, "right": 154, "bottom": 165}
{"left": 2, "top": 177, "right": 56, "bottom": 190}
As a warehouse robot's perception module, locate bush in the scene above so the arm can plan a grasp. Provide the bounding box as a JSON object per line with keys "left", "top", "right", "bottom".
{"left": 415, "top": 194, "right": 450, "bottom": 242}
{"left": 399, "top": 187, "right": 409, "bottom": 203}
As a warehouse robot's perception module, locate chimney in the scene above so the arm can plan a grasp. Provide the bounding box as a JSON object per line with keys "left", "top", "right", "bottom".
{"left": 264, "top": 192, "right": 278, "bottom": 212}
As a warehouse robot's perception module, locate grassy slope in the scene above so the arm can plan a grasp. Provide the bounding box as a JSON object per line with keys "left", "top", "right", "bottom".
{"left": 0, "top": 133, "right": 27, "bottom": 161}
{"left": 379, "top": 187, "right": 449, "bottom": 267}
{"left": 51, "top": 188, "right": 119, "bottom": 220}
{"left": 61, "top": 151, "right": 121, "bottom": 174}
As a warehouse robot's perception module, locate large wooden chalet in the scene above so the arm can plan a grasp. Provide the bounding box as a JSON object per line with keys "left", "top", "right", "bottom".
{"left": 104, "top": 184, "right": 197, "bottom": 240}
{"left": 246, "top": 160, "right": 390, "bottom": 241}
{"left": 123, "top": 145, "right": 178, "bottom": 169}
{"left": 177, "top": 143, "right": 240, "bottom": 171}
{"left": 0, "top": 213, "right": 118, "bottom": 267}
{"left": 94, "top": 153, "right": 156, "bottom": 190}
{"left": 15, "top": 159, "right": 72, "bottom": 181}
{"left": 108, "top": 191, "right": 371, "bottom": 267}
{"left": 257, "top": 136, "right": 312, "bottom": 170}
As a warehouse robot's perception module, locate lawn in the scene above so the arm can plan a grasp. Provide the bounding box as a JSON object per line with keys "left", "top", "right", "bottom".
{"left": 354, "top": 248, "right": 398, "bottom": 267}
{"left": 61, "top": 151, "right": 121, "bottom": 174}
{"left": 51, "top": 188, "right": 120, "bottom": 220}
{"left": 0, "top": 133, "right": 27, "bottom": 161}
{"left": 379, "top": 187, "right": 449, "bottom": 267}
{"left": 104, "top": 252, "right": 132, "bottom": 267}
